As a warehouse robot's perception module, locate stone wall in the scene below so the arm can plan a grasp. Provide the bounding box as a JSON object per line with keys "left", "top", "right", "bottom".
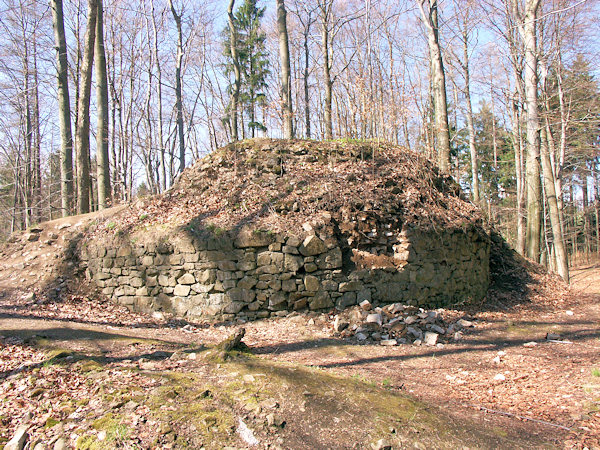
{"left": 79, "top": 223, "right": 489, "bottom": 321}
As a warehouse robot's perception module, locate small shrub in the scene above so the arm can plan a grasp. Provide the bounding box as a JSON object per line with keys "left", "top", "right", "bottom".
{"left": 592, "top": 368, "right": 600, "bottom": 377}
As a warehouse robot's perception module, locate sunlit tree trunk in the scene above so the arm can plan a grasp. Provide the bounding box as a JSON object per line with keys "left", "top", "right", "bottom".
{"left": 277, "top": 0, "right": 294, "bottom": 139}
{"left": 75, "top": 0, "right": 97, "bottom": 214}
{"left": 227, "top": 0, "right": 241, "bottom": 141}
{"left": 418, "top": 0, "right": 451, "bottom": 173}
{"left": 95, "top": 0, "right": 110, "bottom": 209}
{"left": 170, "top": 0, "right": 185, "bottom": 174}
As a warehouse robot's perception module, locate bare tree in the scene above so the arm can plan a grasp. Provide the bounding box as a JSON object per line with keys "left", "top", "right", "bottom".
{"left": 51, "top": 0, "right": 74, "bottom": 217}
{"left": 277, "top": 0, "right": 294, "bottom": 138}
{"left": 418, "top": 0, "right": 451, "bottom": 173}
{"left": 170, "top": 0, "right": 185, "bottom": 174}
{"left": 227, "top": 0, "right": 242, "bottom": 141}
{"left": 95, "top": 0, "right": 110, "bottom": 209}
{"left": 74, "top": 0, "right": 97, "bottom": 214}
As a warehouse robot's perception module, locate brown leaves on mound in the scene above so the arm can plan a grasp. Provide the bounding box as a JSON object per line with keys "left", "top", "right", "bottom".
{"left": 114, "top": 139, "right": 484, "bottom": 237}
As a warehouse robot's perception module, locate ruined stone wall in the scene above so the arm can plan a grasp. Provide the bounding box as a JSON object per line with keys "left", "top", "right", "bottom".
{"left": 79, "top": 224, "right": 489, "bottom": 321}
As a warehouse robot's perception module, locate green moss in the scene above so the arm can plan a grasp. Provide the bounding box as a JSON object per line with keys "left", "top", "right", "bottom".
{"left": 45, "top": 417, "right": 60, "bottom": 428}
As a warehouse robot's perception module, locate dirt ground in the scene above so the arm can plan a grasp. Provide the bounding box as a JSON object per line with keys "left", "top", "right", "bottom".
{"left": 0, "top": 212, "right": 599, "bottom": 449}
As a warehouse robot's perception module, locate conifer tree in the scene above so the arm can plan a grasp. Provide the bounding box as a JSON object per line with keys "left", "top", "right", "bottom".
{"left": 223, "top": 0, "right": 270, "bottom": 138}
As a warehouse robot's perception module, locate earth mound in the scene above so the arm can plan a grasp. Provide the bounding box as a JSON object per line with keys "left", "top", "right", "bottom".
{"left": 120, "top": 138, "right": 485, "bottom": 237}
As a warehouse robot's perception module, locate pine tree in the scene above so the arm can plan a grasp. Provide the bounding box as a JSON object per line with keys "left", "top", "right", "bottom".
{"left": 223, "top": 0, "right": 270, "bottom": 138}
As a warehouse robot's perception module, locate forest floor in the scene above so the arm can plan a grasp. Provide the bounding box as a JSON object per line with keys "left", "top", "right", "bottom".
{"left": 0, "top": 210, "right": 599, "bottom": 449}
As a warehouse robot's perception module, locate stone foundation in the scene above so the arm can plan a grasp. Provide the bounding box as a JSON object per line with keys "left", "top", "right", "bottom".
{"left": 80, "top": 223, "right": 489, "bottom": 321}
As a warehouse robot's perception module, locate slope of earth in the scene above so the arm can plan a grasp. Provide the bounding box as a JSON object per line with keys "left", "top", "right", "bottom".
{"left": 90, "top": 138, "right": 484, "bottom": 240}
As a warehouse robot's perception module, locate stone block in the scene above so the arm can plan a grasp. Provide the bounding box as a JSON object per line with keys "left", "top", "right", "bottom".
{"left": 284, "top": 254, "right": 303, "bottom": 272}
{"left": 177, "top": 273, "right": 196, "bottom": 285}
{"left": 174, "top": 284, "right": 191, "bottom": 297}
{"left": 299, "top": 235, "right": 327, "bottom": 256}
{"left": 315, "top": 248, "right": 342, "bottom": 269}
{"left": 339, "top": 280, "right": 362, "bottom": 292}
{"left": 226, "top": 287, "right": 255, "bottom": 303}
{"left": 309, "top": 291, "right": 333, "bottom": 310}
{"left": 235, "top": 230, "right": 276, "bottom": 248}
{"left": 304, "top": 275, "right": 320, "bottom": 292}
{"left": 141, "top": 255, "right": 154, "bottom": 266}
{"left": 237, "top": 276, "right": 258, "bottom": 289}
{"left": 281, "top": 279, "right": 296, "bottom": 292}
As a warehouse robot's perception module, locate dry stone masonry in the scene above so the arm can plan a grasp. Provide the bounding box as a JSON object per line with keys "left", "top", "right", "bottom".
{"left": 80, "top": 219, "right": 489, "bottom": 321}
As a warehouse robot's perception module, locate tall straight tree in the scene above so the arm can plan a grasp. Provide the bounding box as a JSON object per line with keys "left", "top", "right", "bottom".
{"left": 318, "top": 0, "right": 334, "bottom": 139}
{"left": 227, "top": 0, "right": 242, "bottom": 141}
{"left": 512, "top": 0, "right": 542, "bottom": 261}
{"left": 277, "top": 0, "right": 294, "bottom": 139}
{"left": 418, "top": 0, "right": 451, "bottom": 173}
{"left": 170, "top": 0, "right": 185, "bottom": 174}
{"left": 75, "top": 0, "right": 98, "bottom": 214}
{"left": 95, "top": 0, "right": 110, "bottom": 209}
{"left": 50, "top": 0, "right": 73, "bottom": 217}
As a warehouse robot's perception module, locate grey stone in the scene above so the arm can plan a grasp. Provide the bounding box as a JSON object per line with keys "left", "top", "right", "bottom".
{"left": 237, "top": 276, "right": 258, "bottom": 289}
{"left": 424, "top": 332, "right": 439, "bottom": 346}
{"left": 339, "top": 281, "right": 362, "bottom": 292}
{"left": 286, "top": 236, "right": 302, "bottom": 247}
{"left": 174, "top": 285, "right": 191, "bottom": 297}
{"left": 336, "top": 292, "right": 356, "bottom": 309}
{"left": 269, "top": 292, "right": 287, "bottom": 308}
{"left": 235, "top": 230, "right": 276, "bottom": 248}
{"left": 315, "top": 247, "right": 342, "bottom": 269}
{"left": 284, "top": 254, "right": 303, "bottom": 272}
{"left": 366, "top": 313, "right": 383, "bottom": 327}
{"left": 53, "top": 438, "right": 68, "bottom": 450}
{"left": 304, "top": 262, "right": 318, "bottom": 273}
{"left": 380, "top": 339, "right": 398, "bottom": 346}
{"left": 407, "top": 327, "right": 423, "bottom": 340}
{"left": 309, "top": 291, "right": 333, "bottom": 310}
{"left": 223, "top": 302, "right": 245, "bottom": 314}
{"left": 371, "top": 439, "right": 392, "bottom": 450}
{"left": 333, "top": 316, "right": 349, "bottom": 332}
{"left": 356, "top": 332, "right": 368, "bottom": 341}
{"left": 430, "top": 324, "right": 445, "bottom": 334}
{"left": 359, "top": 300, "right": 372, "bottom": 311}
{"left": 404, "top": 315, "right": 417, "bottom": 325}
{"left": 4, "top": 426, "right": 28, "bottom": 450}
{"left": 226, "top": 288, "right": 255, "bottom": 303}
{"left": 299, "top": 235, "right": 327, "bottom": 256}
{"left": 304, "top": 275, "right": 320, "bottom": 292}
{"left": 282, "top": 245, "right": 299, "bottom": 254}
{"left": 281, "top": 279, "right": 296, "bottom": 292}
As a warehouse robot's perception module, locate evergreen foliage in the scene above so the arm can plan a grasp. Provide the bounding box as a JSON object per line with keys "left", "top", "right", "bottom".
{"left": 223, "top": 0, "right": 270, "bottom": 137}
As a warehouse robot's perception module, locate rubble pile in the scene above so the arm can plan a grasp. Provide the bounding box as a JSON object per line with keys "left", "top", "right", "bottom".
{"left": 331, "top": 300, "right": 475, "bottom": 346}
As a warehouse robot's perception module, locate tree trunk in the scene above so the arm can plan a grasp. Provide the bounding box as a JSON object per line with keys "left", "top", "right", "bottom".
{"left": 517, "top": 0, "right": 542, "bottom": 261}
{"left": 511, "top": 92, "right": 526, "bottom": 256}
{"left": 418, "top": 0, "right": 451, "bottom": 173}
{"left": 227, "top": 0, "right": 241, "bottom": 141}
{"left": 302, "top": 14, "right": 312, "bottom": 138}
{"left": 277, "top": 0, "right": 294, "bottom": 139}
{"left": 95, "top": 0, "right": 110, "bottom": 209}
{"left": 320, "top": 1, "right": 334, "bottom": 140}
{"left": 540, "top": 127, "right": 569, "bottom": 282}
{"left": 460, "top": 27, "right": 479, "bottom": 203}
{"left": 170, "top": 0, "right": 185, "bottom": 174}
{"left": 150, "top": 0, "right": 166, "bottom": 192}
{"left": 75, "top": 0, "right": 98, "bottom": 215}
